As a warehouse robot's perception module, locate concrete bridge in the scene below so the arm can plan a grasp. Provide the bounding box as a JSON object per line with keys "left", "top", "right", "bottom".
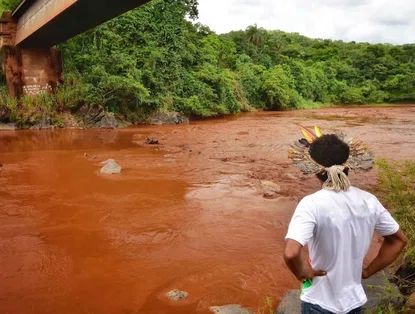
{"left": 0, "top": 0, "right": 151, "bottom": 98}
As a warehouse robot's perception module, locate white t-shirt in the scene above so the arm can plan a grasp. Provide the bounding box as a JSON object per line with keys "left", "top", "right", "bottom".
{"left": 285, "top": 186, "right": 399, "bottom": 314}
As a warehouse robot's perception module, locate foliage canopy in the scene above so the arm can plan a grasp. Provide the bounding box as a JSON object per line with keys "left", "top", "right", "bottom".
{"left": 1, "top": 0, "right": 415, "bottom": 119}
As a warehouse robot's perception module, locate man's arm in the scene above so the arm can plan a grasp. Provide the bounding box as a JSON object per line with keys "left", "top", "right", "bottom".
{"left": 284, "top": 239, "right": 326, "bottom": 282}
{"left": 362, "top": 230, "right": 407, "bottom": 279}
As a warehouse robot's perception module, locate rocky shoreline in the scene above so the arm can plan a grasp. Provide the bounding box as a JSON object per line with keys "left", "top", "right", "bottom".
{"left": 0, "top": 106, "right": 190, "bottom": 130}
{"left": 160, "top": 272, "right": 412, "bottom": 313}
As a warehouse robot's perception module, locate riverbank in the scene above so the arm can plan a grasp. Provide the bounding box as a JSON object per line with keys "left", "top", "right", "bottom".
{"left": 0, "top": 104, "right": 192, "bottom": 130}
{"left": 0, "top": 106, "right": 414, "bottom": 313}
{"left": 0, "top": 101, "right": 412, "bottom": 131}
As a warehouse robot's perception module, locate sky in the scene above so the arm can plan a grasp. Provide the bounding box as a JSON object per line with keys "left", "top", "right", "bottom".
{"left": 197, "top": 0, "right": 415, "bottom": 44}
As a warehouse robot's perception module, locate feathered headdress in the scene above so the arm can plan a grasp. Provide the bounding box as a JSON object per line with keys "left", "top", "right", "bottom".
{"left": 288, "top": 125, "right": 374, "bottom": 191}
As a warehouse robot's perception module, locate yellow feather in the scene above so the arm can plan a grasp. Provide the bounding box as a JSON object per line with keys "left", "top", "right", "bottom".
{"left": 314, "top": 126, "right": 323, "bottom": 137}
{"left": 299, "top": 125, "right": 316, "bottom": 143}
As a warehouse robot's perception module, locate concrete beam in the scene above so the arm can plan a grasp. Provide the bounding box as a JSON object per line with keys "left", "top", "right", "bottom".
{"left": 15, "top": 0, "right": 78, "bottom": 46}
{"left": 13, "top": 0, "right": 151, "bottom": 48}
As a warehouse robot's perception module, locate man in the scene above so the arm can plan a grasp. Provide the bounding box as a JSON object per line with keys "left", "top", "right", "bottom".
{"left": 284, "top": 134, "right": 407, "bottom": 314}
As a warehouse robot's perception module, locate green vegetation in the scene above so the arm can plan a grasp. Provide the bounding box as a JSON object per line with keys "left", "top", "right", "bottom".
{"left": 366, "top": 271, "right": 408, "bottom": 314}
{"left": 1, "top": 0, "right": 415, "bottom": 123}
{"left": 374, "top": 159, "right": 415, "bottom": 313}
{"left": 256, "top": 297, "right": 275, "bottom": 314}
{"left": 376, "top": 159, "right": 415, "bottom": 267}
{"left": 0, "top": 0, "right": 19, "bottom": 11}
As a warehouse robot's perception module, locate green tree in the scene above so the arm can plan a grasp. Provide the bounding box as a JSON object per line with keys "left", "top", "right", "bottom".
{"left": 0, "top": 0, "right": 19, "bottom": 11}
{"left": 2, "top": 0, "right": 414, "bottom": 122}
{"left": 246, "top": 24, "right": 266, "bottom": 47}
{"left": 261, "top": 65, "right": 302, "bottom": 109}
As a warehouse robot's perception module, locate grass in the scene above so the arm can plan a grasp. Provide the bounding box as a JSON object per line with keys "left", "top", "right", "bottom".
{"left": 366, "top": 271, "right": 408, "bottom": 314}
{"left": 369, "top": 159, "right": 415, "bottom": 313}
{"left": 375, "top": 159, "right": 415, "bottom": 267}
{"left": 0, "top": 86, "right": 61, "bottom": 127}
{"left": 256, "top": 297, "right": 276, "bottom": 314}
{"left": 0, "top": 76, "right": 92, "bottom": 127}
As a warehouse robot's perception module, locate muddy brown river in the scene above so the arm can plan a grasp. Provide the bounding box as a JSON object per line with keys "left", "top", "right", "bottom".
{"left": 1, "top": 106, "right": 415, "bottom": 314}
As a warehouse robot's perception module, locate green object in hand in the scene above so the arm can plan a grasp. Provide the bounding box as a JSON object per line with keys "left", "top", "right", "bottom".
{"left": 302, "top": 278, "right": 313, "bottom": 289}
{"left": 300, "top": 278, "right": 313, "bottom": 297}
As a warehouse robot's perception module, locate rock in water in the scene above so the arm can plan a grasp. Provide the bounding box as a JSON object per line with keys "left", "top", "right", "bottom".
{"left": 100, "top": 159, "right": 122, "bottom": 174}
{"left": 260, "top": 180, "right": 281, "bottom": 198}
{"left": 166, "top": 289, "right": 188, "bottom": 301}
{"left": 78, "top": 105, "right": 118, "bottom": 129}
{"left": 149, "top": 111, "right": 189, "bottom": 125}
{"left": 79, "top": 105, "right": 105, "bottom": 125}
{"left": 276, "top": 290, "right": 300, "bottom": 314}
{"left": 210, "top": 304, "right": 253, "bottom": 314}
{"left": 97, "top": 112, "right": 118, "bottom": 129}
{"left": 145, "top": 138, "right": 159, "bottom": 145}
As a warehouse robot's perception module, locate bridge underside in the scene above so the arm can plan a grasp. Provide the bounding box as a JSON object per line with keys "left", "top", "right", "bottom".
{"left": 14, "top": 0, "right": 151, "bottom": 48}
{"left": 0, "top": 0, "right": 151, "bottom": 98}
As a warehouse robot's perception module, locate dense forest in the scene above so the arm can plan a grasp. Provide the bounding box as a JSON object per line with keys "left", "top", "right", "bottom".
{"left": 1, "top": 0, "right": 415, "bottom": 122}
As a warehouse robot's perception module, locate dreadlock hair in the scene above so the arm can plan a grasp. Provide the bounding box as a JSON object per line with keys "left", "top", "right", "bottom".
{"left": 309, "top": 134, "right": 350, "bottom": 182}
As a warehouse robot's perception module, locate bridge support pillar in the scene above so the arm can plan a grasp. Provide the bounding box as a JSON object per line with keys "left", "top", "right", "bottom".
{"left": 1, "top": 12, "right": 63, "bottom": 99}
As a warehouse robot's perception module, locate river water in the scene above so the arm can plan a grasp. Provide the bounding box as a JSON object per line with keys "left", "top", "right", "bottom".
{"left": 1, "top": 106, "right": 414, "bottom": 314}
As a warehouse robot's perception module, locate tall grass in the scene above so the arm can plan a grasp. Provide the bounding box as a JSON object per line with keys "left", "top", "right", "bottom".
{"left": 375, "top": 159, "right": 415, "bottom": 314}
{"left": 0, "top": 86, "right": 57, "bottom": 126}
{"left": 0, "top": 74, "right": 91, "bottom": 127}
{"left": 376, "top": 159, "right": 415, "bottom": 267}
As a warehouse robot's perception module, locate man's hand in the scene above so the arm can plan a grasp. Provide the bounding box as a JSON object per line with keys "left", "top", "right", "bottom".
{"left": 361, "top": 268, "right": 370, "bottom": 280}
{"left": 362, "top": 230, "right": 407, "bottom": 280}
{"left": 298, "top": 263, "right": 327, "bottom": 282}
{"left": 284, "top": 239, "right": 327, "bottom": 282}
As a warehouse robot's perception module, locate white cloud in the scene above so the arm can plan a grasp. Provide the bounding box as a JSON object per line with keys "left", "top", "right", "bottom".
{"left": 196, "top": 0, "right": 415, "bottom": 44}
